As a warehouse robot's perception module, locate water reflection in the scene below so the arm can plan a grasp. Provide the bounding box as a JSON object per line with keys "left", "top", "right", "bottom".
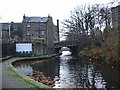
{"left": 54, "top": 51, "right": 106, "bottom": 88}
{"left": 16, "top": 65, "right": 33, "bottom": 75}
{"left": 32, "top": 57, "right": 60, "bottom": 78}
{"left": 61, "top": 51, "right": 72, "bottom": 56}
{"left": 14, "top": 51, "right": 120, "bottom": 89}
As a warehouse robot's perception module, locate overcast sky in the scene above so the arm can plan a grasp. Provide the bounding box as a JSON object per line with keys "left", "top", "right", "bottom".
{"left": 0, "top": 0, "right": 116, "bottom": 26}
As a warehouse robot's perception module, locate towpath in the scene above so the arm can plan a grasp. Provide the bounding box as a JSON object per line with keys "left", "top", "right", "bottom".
{"left": 0, "top": 57, "right": 33, "bottom": 89}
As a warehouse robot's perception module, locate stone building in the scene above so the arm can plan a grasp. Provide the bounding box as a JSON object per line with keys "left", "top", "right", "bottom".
{"left": 22, "top": 15, "right": 59, "bottom": 55}
{"left": 111, "top": 5, "right": 120, "bottom": 30}
{"left": 1, "top": 22, "right": 23, "bottom": 56}
{"left": 1, "top": 23, "right": 10, "bottom": 43}
{"left": 1, "top": 15, "right": 59, "bottom": 56}
{"left": 10, "top": 22, "right": 23, "bottom": 42}
{"left": 1, "top": 22, "right": 23, "bottom": 43}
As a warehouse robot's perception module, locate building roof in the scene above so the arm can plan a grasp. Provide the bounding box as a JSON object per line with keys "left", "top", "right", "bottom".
{"left": 23, "top": 17, "right": 49, "bottom": 23}
{"left": 111, "top": 5, "right": 120, "bottom": 10}
{"left": 2, "top": 23, "right": 9, "bottom": 30}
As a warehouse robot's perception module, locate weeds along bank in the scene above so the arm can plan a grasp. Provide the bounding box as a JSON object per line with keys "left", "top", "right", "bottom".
{"left": 79, "top": 28, "right": 119, "bottom": 64}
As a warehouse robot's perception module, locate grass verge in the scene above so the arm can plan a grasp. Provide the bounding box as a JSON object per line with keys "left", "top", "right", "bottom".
{"left": 7, "top": 66, "right": 46, "bottom": 89}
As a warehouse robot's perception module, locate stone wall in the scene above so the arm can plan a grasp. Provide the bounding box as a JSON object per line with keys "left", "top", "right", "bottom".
{"left": 46, "top": 16, "right": 55, "bottom": 54}
{"left": 111, "top": 5, "right": 120, "bottom": 30}
{"left": 32, "top": 43, "right": 46, "bottom": 56}
{"left": 2, "top": 43, "right": 16, "bottom": 57}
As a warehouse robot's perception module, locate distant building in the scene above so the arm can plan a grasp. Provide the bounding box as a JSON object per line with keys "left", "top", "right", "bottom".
{"left": 22, "top": 15, "right": 59, "bottom": 55}
{"left": 1, "top": 23, "right": 23, "bottom": 56}
{"left": 111, "top": 5, "right": 120, "bottom": 30}
{"left": 1, "top": 22, "right": 23, "bottom": 43}
{"left": 1, "top": 15, "right": 59, "bottom": 56}
{"left": 11, "top": 23, "right": 23, "bottom": 41}
{"left": 1, "top": 23, "right": 10, "bottom": 43}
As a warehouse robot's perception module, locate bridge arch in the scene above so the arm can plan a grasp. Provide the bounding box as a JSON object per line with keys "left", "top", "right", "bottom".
{"left": 54, "top": 41, "right": 79, "bottom": 55}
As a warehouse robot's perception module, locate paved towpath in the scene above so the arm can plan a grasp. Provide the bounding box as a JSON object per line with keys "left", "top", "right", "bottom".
{"left": 0, "top": 57, "right": 33, "bottom": 89}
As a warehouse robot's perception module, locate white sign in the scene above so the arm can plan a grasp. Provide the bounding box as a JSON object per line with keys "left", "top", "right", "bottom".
{"left": 16, "top": 43, "right": 32, "bottom": 54}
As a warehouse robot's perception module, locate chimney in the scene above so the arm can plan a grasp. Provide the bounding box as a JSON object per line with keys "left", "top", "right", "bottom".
{"left": 57, "top": 19, "right": 59, "bottom": 30}
{"left": 23, "top": 14, "right": 26, "bottom": 20}
{"left": 57, "top": 19, "right": 59, "bottom": 41}
{"left": 8, "top": 23, "right": 11, "bottom": 38}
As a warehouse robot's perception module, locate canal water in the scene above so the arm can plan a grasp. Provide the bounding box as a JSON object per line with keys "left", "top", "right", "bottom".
{"left": 14, "top": 51, "right": 120, "bottom": 89}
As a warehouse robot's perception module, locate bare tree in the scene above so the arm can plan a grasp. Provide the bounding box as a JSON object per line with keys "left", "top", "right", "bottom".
{"left": 62, "top": 4, "right": 112, "bottom": 41}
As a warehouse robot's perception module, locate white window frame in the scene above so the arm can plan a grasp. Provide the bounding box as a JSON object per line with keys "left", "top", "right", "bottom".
{"left": 41, "top": 30, "right": 45, "bottom": 35}
{"left": 34, "top": 30, "right": 39, "bottom": 37}
{"left": 26, "top": 24, "right": 31, "bottom": 28}
{"left": 26, "top": 30, "right": 31, "bottom": 36}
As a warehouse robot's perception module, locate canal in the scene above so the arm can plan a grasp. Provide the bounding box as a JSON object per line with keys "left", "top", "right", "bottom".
{"left": 14, "top": 51, "right": 120, "bottom": 89}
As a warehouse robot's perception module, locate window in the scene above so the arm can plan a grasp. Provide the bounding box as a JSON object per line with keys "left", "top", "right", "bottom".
{"left": 40, "top": 23, "right": 46, "bottom": 28}
{"left": 14, "top": 26, "right": 17, "bottom": 30}
{"left": 34, "top": 30, "right": 39, "bottom": 37}
{"left": 26, "top": 30, "right": 31, "bottom": 35}
{"left": 40, "top": 23, "right": 43, "bottom": 26}
{"left": 26, "top": 36, "right": 31, "bottom": 41}
{"left": 26, "top": 24, "right": 31, "bottom": 28}
{"left": 42, "top": 39, "right": 44, "bottom": 43}
{"left": 41, "top": 31, "right": 45, "bottom": 35}
{"left": 34, "top": 24, "right": 39, "bottom": 28}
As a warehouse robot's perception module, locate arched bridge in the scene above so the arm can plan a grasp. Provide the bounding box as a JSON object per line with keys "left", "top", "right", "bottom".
{"left": 54, "top": 40, "right": 78, "bottom": 48}
{"left": 54, "top": 40, "right": 79, "bottom": 55}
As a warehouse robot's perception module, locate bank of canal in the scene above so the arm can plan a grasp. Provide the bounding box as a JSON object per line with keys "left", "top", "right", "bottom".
{"left": 2, "top": 53, "right": 60, "bottom": 89}
{"left": 14, "top": 51, "right": 120, "bottom": 89}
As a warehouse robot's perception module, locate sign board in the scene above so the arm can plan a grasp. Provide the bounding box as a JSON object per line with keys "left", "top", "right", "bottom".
{"left": 16, "top": 43, "right": 32, "bottom": 54}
